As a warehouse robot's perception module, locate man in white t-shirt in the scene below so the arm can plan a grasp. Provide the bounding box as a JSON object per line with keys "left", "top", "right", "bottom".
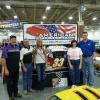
{"left": 20, "top": 39, "right": 34, "bottom": 94}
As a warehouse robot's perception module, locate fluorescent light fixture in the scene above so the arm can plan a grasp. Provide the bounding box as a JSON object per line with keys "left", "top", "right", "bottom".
{"left": 83, "top": 7, "right": 86, "bottom": 11}
{"left": 61, "top": 21, "right": 65, "bottom": 24}
{"left": 92, "top": 17, "right": 97, "bottom": 21}
{"left": 6, "top": 5, "right": 11, "bottom": 9}
{"left": 42, "top": 15, "right": 46, "bottom": 20}
{"left": 14, "top": 15, "right": 18, "bottom": 19}
{"left": 91, "top": 29, "right": 94, "bottom": 32}
{"left": 68, "top": 16, "right": 73, "bottom": 20}
{"left": 46, "top": 6, "right": 51, "bottom": 11}
{"left": 81, "top": 5, "right": 87, "bottom": 12}
{"left": 40, "top": 21, "right": 43, "bottom": 24}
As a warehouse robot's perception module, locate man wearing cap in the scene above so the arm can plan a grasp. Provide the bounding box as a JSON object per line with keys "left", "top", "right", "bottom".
{"left": 2, "top": 35, "right": 22, "bottom": 100}
{"left": 78, "top": 32, "right": 95, "bottom": 87}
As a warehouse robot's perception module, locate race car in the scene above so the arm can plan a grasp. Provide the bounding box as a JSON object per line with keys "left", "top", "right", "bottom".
{"left": 46, "top": 45, "right": 68, "bottom": 70}
{"left": 49, "top": 85, "right": 100, "bottom": 100}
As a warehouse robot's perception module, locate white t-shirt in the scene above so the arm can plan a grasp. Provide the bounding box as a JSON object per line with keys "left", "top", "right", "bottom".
{"left": 35, "top": 49, "right": 45, "bottom": 64}
{"left": 67, "top": 47, "right": 83, "bottom": 60}
{"left": 20, "top": 46, "right": 33, "bottom": 60}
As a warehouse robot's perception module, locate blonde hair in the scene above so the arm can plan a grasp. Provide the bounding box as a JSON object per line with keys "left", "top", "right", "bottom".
{"left": 33, "top": 38, "right": 45, "bottom": 58}
{"left": 36, "top": 38, "right": 43, "bottom": 49}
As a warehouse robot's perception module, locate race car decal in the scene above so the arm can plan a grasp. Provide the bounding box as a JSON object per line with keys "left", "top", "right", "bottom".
{"left": 52, "top": 58, "right": 64, "bottom": 68}
{"left": 75, "top": 91, "right": 88, "bottom": 100}
{"left": 85, "top": 88, "right": 100, "bottom": 99}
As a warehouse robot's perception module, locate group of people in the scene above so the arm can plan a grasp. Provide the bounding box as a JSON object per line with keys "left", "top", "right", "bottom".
{"left": 0, "top": 31, "right": 95, "bottom": 100}
{"left": 1, "top": 36, "right": 47, "bottom": 100}
{"left": 67, "top": 32, "right": 95, "bottom": 88}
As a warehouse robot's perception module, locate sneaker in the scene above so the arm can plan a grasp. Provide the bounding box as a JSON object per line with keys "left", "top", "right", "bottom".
{"left": 91, "top": 86, "right": 95, "bottom": 88}
{"left": 28, "top": 89, "right": 35, "bottom": 93}
{"left": 23, "top": 90, "right": 28, "bottom": 95}
{"left": 71, "top": 85, "right": 75, "bottom": 88}
{"left": 71, "top": 85, "right": 77, "bottom": 88}
{"left": 9, "top": 97, "right": 15, "bottom": 100}
{"left": 74, "top": 85, "right": 77, "bottom": 88}
{"left": 14, "top": 93, "right": 22, "bottom": 98}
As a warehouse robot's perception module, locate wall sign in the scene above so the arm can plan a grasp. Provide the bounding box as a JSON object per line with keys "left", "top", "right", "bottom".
{"left": 24, "top": 24, "right": 78, "bottom": 45}
{"left": 0, "top": 20, "right": 29, "bottom": 30}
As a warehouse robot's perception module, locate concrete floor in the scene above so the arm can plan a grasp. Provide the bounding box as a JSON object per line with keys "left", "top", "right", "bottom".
{"left": 0, "top": 76, "right": 100, "bottom": 100}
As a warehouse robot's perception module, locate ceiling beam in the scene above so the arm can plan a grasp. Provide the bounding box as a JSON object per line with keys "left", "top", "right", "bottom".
{"left": 48, "top": 8, "right": 59, "bottom": 23}
{"left": 33, "top": 5, "right": 36, "bottom": 23}
{"left": 23, "top": 7, "right": 28, "bottom": 20}
{"left": 64, "top": 11, "right": 78, "bottom": 22}
{"left": 55, "top": 8, "right": 72, "bottom": 23}
{"left": 0, "top": 8, "right": 9, "bottom": 19}
{"left": 85, "top": 4, "right": 100, "bottom": 9}
{"left": 84, "top": 11, "right": 100, "bottom": 24}
{"left": 83, "top": 11, "right": 98, "bottom": 19}
{"left": 95, "top": 0, "right": 100, "bottom": 4}
{"left": 0, "top": 16, "right": 3, "bottom": 20}
{"left": 0, "top": 10, "right": 4, "bottom": 20}
{"left": 0, "top": 1, "right": 78, "bottom": 7}
{"left": 0, "top": 1, "right": 100, "bottom": 10}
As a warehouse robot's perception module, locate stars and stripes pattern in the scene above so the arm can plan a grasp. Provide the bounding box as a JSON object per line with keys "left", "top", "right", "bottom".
{"left": 43, "top": 25, "right": 76, "bottom": 35}
{"left": 43, "top": 25, "right": 57, "bottom": 36}
{"left": 43, "top": 25, "right": 57, "bottom": 33}
{"left": 56, "top": 25, "right": 76, "bottom": 35}
{"left": 27, "top": 24, "right": 76, "bottom": 37}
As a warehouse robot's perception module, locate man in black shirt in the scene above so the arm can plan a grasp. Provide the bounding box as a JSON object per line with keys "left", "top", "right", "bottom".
{"left": 2, "top": 35, "right": 22, "bottom": 100}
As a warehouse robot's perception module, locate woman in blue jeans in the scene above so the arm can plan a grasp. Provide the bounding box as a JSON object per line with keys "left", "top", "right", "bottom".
{"left": 67, "top": 40, "right": 83, "bottom": 88}
{"left": 33, "top": 38, "right": 47, "bottom": 90}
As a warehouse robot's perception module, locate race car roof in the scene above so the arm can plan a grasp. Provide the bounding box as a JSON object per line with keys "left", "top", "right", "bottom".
{"left": 47, "top": 46, "right": 68, "bottom": 52}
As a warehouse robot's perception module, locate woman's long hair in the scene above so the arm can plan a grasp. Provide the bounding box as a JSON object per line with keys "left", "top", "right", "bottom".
{"left": 33, "top": 39, "right": 44, "bottom": 57}
{"left": 36, "top": 39, "right": 43, "bottom": 49}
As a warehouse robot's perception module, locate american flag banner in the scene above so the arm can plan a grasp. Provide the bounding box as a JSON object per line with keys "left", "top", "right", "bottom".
{"left": 57, "top": 25, "right": 76, "bottom": 35}
{"left": 24, "top": 24, "right": 77, "bottom": 45}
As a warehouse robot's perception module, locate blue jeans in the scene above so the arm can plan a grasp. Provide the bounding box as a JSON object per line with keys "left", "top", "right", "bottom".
{"left": 69, "top": 60, "right": 80, "bottom": 85}
{"left": 36, "top": 63, "right": 45, "bottom": 90}
{"left": 82, "top": 56, "right": 94, "bottom": 86}
{"left": 23, "top": 63, "right": 33, "bottom": 90}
